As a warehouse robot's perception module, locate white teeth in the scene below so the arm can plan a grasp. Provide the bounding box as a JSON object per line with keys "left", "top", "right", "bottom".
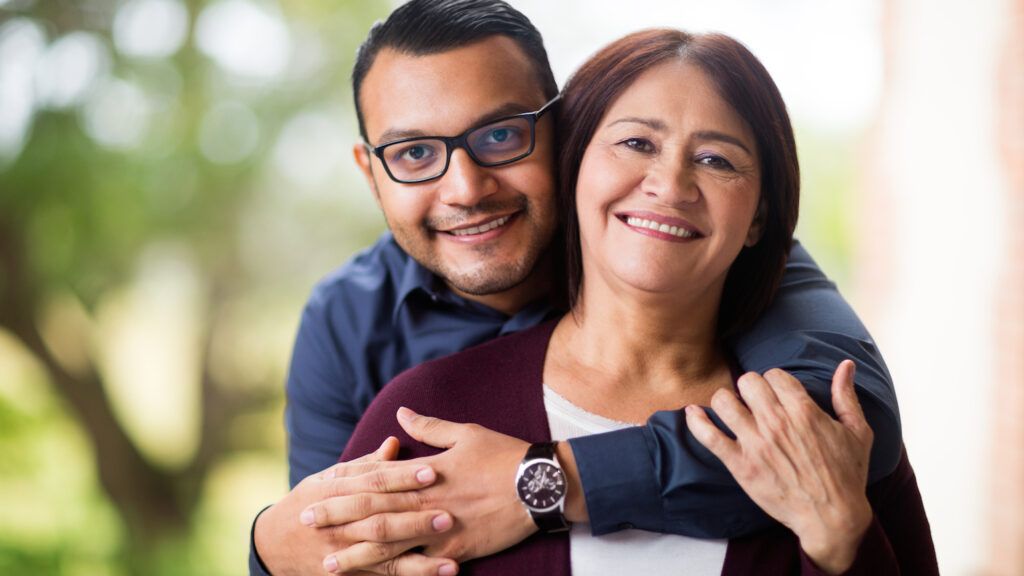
{"left": 450, "top": 215, "right": 511, "bottom": 236}
{"left": 625, "top": 216, "right": 696, "bottom": 238}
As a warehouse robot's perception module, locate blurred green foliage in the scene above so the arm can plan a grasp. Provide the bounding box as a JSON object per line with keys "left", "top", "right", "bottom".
{"left": 0, "top": 1, "right": 389, "bottom": 574}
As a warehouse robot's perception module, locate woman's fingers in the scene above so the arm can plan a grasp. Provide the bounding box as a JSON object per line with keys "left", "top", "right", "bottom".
{"left": 708, "top": 387, "right": 759, "bottom": 440}
{"left": 831, "top": 360, "right": 873, "bottom": 444}
{"left": 735, "top": 371, "right": 790, "bottom": 435}
{"left": 685, "top": 404, "right": 742, "bottom": 467}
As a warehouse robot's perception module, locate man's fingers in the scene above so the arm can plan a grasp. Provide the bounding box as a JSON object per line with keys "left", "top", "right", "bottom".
{"left": 322, "top": 540, "right": 418, "bottom": 574}
{"left": 368, "top": 552, "right": 459, "bottom": 576}
{"left": 397, "top": 407, "right": 463, "bottom": 449}
{"left": 831, "top": 360, "right": 871, "bottom": 440}
{"left": 339, "top": 510, "right": 453, "bottom": 543}
{"left": 317, "top": 437, "right": 402, "bottom": 481}
{"left": 324, "top": 464, "right": 437, "bottom": 500}
{"left": 685, "top": 405, "right": 742, "bottom": 466}
{"left": 302, "top": 491, "right": 426, "bottom": 527}
{"left": 335, "top": 552, "right": 459, "bottom": 576}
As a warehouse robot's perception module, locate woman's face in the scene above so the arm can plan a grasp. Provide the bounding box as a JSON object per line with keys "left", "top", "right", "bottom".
{"left": 575, "top": 60, "right": 762, "bottom": 303}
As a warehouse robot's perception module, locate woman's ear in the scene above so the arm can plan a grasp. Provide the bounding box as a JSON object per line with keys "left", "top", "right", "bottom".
{"left": 744, "top": 198, "right": 766, "bottom": 247}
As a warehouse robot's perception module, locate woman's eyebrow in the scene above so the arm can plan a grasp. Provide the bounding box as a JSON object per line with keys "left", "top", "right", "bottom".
{"left": 692, "top": 130, "right": 753, "bottom": 155}
{"left": 607, "top": 116, "right": 667, "bottom": 131}
{"left": 605, "top": 119, "right": 752, "bottom": 154}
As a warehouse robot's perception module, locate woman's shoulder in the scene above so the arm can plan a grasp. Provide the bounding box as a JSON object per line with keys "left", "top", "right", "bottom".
{"left": 349, "top": 318, "right": 560, "bottom": 458}
{"left": 386, "top": 318, "right": 559, "bottom": 398}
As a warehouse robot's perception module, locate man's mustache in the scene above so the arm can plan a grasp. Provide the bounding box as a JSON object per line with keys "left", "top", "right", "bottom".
{"left": 425, "top": 196, "right": 528, "bottom": 230}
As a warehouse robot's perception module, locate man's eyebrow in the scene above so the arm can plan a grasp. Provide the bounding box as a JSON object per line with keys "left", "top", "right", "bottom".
{"left": 374, "top": 102, "right": 538, "bottom": 146}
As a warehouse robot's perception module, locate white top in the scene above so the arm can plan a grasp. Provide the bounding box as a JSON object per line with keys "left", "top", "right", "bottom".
{"left": 543, "top": 385, "right": 728, "bottom": 576}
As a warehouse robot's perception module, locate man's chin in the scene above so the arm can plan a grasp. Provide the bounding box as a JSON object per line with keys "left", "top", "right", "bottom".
{"left": 439, "top": 261, "right": 535, "bottom": 297}
{"left": 446, "top": 273, "right": 530, "bottom": 297}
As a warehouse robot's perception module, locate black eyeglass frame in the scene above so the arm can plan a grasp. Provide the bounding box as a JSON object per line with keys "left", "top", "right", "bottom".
{"left": 367, "top": 95, "right": 561, "bottom": 184}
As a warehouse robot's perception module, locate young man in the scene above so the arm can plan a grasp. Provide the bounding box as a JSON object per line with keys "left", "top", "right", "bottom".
{"left": 251, "top": 1, "right": 902, "bottom": 574}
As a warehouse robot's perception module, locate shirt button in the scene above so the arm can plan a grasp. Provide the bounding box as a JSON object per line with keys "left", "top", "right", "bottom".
{"left": 618, "top": 522, "right": 635, "bottom": 530}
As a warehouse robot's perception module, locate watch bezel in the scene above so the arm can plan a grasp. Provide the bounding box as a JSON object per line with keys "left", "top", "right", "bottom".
{"left": 516, "top": 457, "right": 568, "bottom": 513}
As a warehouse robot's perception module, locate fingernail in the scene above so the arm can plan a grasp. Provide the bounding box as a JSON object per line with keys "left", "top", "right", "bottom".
{"left": 432, "top": 513, "right": 453, "bottom": 532}
{"left": 397, "top": 406, "right": 417, "bottom": 422}
{"left": 323, "top": 555, "right": 338, "bottom": 572}
{"left": 438, "top": 563, "right": 457, "bottom": 576}
{"left": 416, "top": 466, "right": 436, "bottom": 484}
{"left": 321, "top": 468, "right": 335, "bottom": 480}
{"left": 300, "top": 509, "right": 316, "bottom": 526}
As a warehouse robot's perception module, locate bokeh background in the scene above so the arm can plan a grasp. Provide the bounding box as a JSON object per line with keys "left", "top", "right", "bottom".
{"left": 0, "top": 0, "right": 1020, "bottom": 574}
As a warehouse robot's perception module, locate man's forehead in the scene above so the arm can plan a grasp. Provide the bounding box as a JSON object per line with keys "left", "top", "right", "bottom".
{"left": 359, "top": 38, "right": 547, "bottom": 142}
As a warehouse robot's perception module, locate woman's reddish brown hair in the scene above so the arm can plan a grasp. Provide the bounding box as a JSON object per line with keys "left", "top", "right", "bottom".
{"left": 558, "top": 29, "right": 800, "bottom": 340}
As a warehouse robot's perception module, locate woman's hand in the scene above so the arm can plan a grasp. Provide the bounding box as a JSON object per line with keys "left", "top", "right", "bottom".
{"left": 685, "top": 360, "right": 874, "bottom": 574}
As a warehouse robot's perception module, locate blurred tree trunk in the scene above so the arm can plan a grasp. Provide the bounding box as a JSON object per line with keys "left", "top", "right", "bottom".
{"left": 0, "top": 217, "right": 271, "bottom": 571}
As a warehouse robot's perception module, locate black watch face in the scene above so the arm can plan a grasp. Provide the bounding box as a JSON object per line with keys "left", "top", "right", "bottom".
{"left": 517, "top": 461, "right": 566, "bottom": 509}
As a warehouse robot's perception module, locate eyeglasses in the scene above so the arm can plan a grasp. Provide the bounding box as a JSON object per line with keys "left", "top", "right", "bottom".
{"left": 367, "top": 95, "right": 560, "bottom": 184}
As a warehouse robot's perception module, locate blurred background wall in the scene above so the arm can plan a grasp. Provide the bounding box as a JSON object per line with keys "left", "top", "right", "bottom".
{"left": 0, "top": 0, "right": 1019, "bottom": 574}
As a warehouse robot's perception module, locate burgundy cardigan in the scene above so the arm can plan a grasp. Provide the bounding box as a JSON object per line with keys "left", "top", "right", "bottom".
{"left": 341, "top": 320, "right": 938, "bottom": 575}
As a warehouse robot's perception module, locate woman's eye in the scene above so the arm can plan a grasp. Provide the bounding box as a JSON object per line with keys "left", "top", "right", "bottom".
{"left": 696, "top": 154, "right": 735, "bottom": 170}
{"left": 621, "top": 138, "right": 654, "bottom": 153}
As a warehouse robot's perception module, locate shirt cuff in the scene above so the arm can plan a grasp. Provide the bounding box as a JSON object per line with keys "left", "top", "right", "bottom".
{"left": 567, "top": 426, "right": 664, "bottom": 536}
{"left": 249, "top": 505, "right": 274, "bottom": 576}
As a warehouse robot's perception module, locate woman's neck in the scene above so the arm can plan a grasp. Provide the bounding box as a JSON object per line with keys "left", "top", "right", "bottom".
{"left": 544, "top": 278, "right": 733, "bottom": 422}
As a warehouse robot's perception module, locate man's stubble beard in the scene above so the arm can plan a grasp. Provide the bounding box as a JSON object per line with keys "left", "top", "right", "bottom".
{"left": 388, "top": 196, "right": 555, "bottom": 297}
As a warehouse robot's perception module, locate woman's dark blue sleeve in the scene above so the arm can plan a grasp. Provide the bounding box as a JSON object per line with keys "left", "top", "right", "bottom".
{"left": 567, "top": 241, "right": 902, "bottom": 537}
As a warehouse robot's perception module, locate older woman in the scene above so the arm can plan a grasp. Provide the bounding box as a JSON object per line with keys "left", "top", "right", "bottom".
{"left": 341, "top": 29, "right": 936, "bottom": 574}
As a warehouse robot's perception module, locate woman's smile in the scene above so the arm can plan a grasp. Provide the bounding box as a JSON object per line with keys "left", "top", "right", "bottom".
{"left": 616, "top": 211, "right": 705, "bottom": 242}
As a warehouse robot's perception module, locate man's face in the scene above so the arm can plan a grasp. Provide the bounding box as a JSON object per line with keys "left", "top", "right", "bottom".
{"left": 354, "top": 36, "right": 558, "bottom": 300}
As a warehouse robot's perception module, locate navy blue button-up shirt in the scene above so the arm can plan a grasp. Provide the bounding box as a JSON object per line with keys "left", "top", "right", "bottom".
{"left": 251, "top": 231, "right": 901, "bottom": 573}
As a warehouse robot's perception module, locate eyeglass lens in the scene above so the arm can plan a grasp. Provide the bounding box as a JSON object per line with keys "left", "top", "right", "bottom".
{"left": 382, "top": 116, "right": 533, "bottom": 182}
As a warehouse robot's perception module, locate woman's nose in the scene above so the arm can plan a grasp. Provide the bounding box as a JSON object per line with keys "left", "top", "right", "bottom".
{"left": 642, "top": 160, "right": 700, "bottom": 204}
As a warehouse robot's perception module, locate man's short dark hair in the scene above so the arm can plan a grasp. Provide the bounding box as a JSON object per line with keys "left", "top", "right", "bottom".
{"left": 352, "top": 0, "right": 559, "bottom": 141}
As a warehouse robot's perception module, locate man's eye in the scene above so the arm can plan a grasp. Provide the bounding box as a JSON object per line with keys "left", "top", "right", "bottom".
{"left": 622, "top": 138, "right": 654, "bottom": 153}
{"left": 489, "top": 128, "right": 510, "bottom": 142}
{"left": 475, "top": 126, "right": 524, "bottom": 148}
{"left": 391, "top": 143, "right": 437, "bottom": 163}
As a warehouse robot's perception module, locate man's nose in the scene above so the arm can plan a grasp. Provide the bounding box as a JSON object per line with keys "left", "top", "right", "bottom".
{"left": 438, "top": 149, "right": 498, "bottom": 206}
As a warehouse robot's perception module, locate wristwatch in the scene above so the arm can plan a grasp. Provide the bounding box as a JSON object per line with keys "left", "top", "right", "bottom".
{"left": 515, "top": 442, "right": 570, "bottom": 533}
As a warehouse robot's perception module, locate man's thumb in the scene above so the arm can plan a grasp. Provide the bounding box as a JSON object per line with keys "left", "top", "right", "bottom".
{"left": 397, "top": 407, "right": 461, "bottom": 449}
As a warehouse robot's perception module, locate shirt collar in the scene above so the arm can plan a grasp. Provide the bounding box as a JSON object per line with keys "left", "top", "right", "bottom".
{"left": 392, "top": 252, "right": 441, "bottom": 322}
{"left": 390, "top": 239, "right": 558, "bottom": 325}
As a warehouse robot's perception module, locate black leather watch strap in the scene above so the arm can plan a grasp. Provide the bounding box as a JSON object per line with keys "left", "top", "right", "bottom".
{"left": 526, "top": 441, "right": 557, "bottom": 460}
{"left": 521, "top": 442, "right": 570, "bottom": 533}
